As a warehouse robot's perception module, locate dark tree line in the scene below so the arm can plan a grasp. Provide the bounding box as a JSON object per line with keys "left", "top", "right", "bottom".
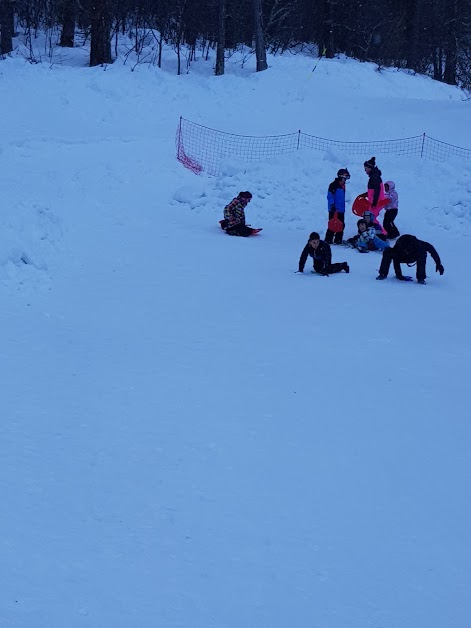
{"left": 0, "top": 0, "right": 470, "bottom": 88}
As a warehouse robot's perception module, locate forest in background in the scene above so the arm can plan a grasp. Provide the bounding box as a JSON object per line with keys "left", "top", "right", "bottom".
{"left": 0, "top": 0, "right": 470, "bottom": 90}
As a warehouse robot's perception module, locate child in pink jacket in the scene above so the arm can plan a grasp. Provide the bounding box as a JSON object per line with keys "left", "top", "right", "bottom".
{"left": 383, "top": 181, "right": 400, "bottom": 239}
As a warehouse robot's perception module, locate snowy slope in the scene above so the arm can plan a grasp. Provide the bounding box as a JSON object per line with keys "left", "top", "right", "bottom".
{"left": 1, "top": 37, "right": 471, "bottom": 628}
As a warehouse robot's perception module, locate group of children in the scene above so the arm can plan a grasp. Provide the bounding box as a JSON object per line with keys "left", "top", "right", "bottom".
{"left": 220, "top": 156, "right": 444, "bottom": 284}
{"left": 325, "top": 157, "right": 399, "bottom": 250}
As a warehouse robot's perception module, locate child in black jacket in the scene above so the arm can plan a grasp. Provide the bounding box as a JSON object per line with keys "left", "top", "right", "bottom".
{"left": 298, "top": 232, "right": 349, "bottom": 275}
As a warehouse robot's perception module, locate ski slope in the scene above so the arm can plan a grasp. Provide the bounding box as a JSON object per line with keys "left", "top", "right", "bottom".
{"left": 1, "top": 37, "right": 471, "bottom": 628}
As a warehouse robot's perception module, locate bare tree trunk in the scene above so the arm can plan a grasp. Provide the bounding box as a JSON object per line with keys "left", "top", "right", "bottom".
{"left": 0, "top": 0, "right": 14, "bottom": 55}
{"left": 325, "top": 0, "right": 335, "bottom": 58}
{"left": 59, "top": 1, "right": 76, "bottom": 48}
{"left": 215, "top": 0, "right": 226, "bottom": 75}
{"left": 176, "top": 39, "right": 181, "bottom": 75}
{"left": 319, "top": 0, "right": 335, "bottom": 59}
{"left": 444, "top": 38, "right": 457, "bottom": 84}
{"left": 90, "top": 0, "right": 112, "bottom": 66}
{"left": 443, "top": 0, "right": 458, "bottom": 84}
{"left": 433, "top": 47, "right": 443, "bottom": 80}
{"left": 403, "top": 0, "right": 418, "bottom": 70}
{"left": 158, "top": 29, "right": 163, "bottom": 68}
{"left": 253, "top": 0, "right": 268, "bottom": 71}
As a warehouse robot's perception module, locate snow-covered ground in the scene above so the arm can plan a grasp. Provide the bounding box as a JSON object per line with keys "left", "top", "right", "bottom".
{"left": 1, "top": 35, "right": 471, "bottom": 628}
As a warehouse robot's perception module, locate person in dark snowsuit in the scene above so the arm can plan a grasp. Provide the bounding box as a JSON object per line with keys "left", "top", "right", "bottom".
{"left": 298, "top": 232, "right": 349, "bottom": 275}
{"left": 220, "top": 191, "right": 255, "bottom": 237}
{"left": 364, "top": 156, "right": 385, "bottom": 212}
{"left": 325, "top": 168, "right": 350, "bottom": 245}
{"left": 376, "top": 234, "right": 444, "bottom": 284}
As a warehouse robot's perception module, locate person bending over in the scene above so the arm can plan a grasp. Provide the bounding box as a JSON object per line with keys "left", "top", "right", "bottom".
{"left": 376, "top": 234, "right": 444, "bottom": 285}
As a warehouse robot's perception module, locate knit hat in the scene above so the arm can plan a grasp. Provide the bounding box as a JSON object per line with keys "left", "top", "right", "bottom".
{"left": 309, "top": 232, "right": 320, "bottom": 240}
{"left": 364, "top": 157, "right": 376, "bottom": 169}
{"left": 238, "top": 191, "right": 253, "bottom": 200}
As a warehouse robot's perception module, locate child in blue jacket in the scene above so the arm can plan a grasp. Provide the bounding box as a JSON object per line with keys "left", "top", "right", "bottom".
{"left": 325, "top": 168, "right": 350, "bottom": 245}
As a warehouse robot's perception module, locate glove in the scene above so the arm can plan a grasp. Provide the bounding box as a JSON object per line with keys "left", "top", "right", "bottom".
{"left": 436, "top": 264, "right": 444, "bottom": 275}
{"left": 397, "top": 275, "right": 413, "bottom": 281}
{"left": 317, "top": 271, "right": 330, "bottom": 277}
{"left": 330, "top": 205, "right": 336, "bottom": 212}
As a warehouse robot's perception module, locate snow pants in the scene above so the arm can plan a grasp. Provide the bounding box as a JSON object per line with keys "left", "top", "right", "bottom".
{"left": 313, "top": 260, "right": 345, "bottom": 274}
{"left": 379, "top": 249, "right": 428, "bottom": 282}
{"left": 357, "top": 237, "right": 390, "bottom": 251}
{"left": 325, "top": 210, "right": 345, "bottom": 245}
{"left": 383, "top": 208, "right": 400, "bottom": 239}
{"left": 226, "top": 224, "right": 255, "bottom": 237}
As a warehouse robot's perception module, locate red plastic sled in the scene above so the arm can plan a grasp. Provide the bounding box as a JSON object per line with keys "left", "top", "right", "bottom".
{"left": 328, "top": 211, "right": 344, "bottom": 233}
{"left": 352, "top": 194, "right": 389, "bottom": 217}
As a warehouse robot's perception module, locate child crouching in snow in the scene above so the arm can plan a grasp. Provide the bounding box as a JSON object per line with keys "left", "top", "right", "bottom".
{"left": 298, "top": 232, "right": 349, "bottom": 276}
{"left": 355, "top": 219, "right": 390, "bottom": 252}
{"left": 219, "top": 191, "right": 260, "bottom": 237}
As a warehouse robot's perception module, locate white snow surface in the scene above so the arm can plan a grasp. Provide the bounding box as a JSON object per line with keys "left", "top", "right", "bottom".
{"left": 1, "top": 36, "right": 471, "bottom": 628}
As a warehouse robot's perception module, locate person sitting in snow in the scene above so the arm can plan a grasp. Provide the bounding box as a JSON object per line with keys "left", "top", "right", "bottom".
{"left": 352, "top": 219, "right": 390, "bottom": 252}
{"left": 345, "top": 219, "right": 365, "bottom": 249}
{"left": 382, "top": 181, "right": 400, "bottom": 239}
{"left": 363, "top": 156, "right": 386, "bottom": 214}
{"left": 376, "top": 234, "right": 444, "bottom": 285}
{"left": 220, "top": 191, "right": 258, "bottom": 237}
{"left": 325, "top": 168, "right": 350, "bottom": 245}
{"left": 363, "top": 210, "right": 387, "bottom": 241}
{"left": 298, "top": 232, "right": 349, "bottom": 275}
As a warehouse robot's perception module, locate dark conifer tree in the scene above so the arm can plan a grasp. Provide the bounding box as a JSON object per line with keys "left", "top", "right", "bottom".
{"left": 0, "top": 0, "right": 15, "bottom": 54}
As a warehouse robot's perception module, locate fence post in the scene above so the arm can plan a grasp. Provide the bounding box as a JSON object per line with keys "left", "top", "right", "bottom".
{"left": 176, "top": 117, "right": 183, "bottom": 160}
{"left": 297, "top": 130, "right": 301, "bottom": 150}
{"left": 420, "top": 133, "right": 425, "bottom": 158}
